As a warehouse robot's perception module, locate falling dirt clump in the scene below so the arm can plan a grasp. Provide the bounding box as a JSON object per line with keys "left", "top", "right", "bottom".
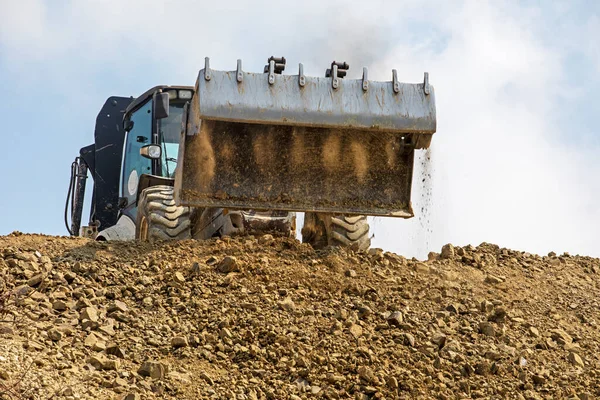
{"left": 1, "top": 234, "right": 600, "bottom": 399}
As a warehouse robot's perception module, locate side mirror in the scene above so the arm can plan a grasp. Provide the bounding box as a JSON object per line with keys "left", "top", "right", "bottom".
{"left": 140, "top": 144, "right": 162, "bottom": 159}
{"left": 153, "top": 92, "right": 169, "bottom": 120}
{"left": 124, "top": 120, "right": 134, "bottom": 131}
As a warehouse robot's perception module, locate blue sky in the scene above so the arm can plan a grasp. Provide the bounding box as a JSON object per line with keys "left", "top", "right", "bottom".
{"left": 0, "top": 0, "right": 598, "bottom": 258}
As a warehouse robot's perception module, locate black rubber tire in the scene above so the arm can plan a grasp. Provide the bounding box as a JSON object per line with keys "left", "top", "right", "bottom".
{"left": 136, "top": 186, "right": 191, "bottom": 241}
{"left": 191, "top": 208, "right": 243, "bottom": 240}
{"left": 302, "top": 213, "right": 371, "bottom": 251}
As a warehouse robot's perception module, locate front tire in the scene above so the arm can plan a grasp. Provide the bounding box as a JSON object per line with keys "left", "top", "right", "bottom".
{"left": 302, "top": 213, "right": 371, "bottom": 251}
{"left": 136, "top": 186, "right": 191, "bottom": 241}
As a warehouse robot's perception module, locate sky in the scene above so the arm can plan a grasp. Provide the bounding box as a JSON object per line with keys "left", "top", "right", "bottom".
{"left": 0, "top": 0, "right": 598, "bottom": 259}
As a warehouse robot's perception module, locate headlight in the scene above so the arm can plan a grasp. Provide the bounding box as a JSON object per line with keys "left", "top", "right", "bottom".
{"left": 140, "top": 144, "right": 162, "bottom": 159}
{"left": 179, "top": 90, "right": 193, "bottom": 100}
{"left": 167, "top": 90, "right": 177, "bottom": 100}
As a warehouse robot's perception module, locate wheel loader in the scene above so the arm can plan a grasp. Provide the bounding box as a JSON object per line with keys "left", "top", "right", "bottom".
{"left": 65, "top": 57, "right": 436, "bottom": 251}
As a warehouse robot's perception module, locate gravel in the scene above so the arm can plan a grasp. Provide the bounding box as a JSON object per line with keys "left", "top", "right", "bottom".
{"left": 0, "top": 233, "right": 599, "bottom": 399}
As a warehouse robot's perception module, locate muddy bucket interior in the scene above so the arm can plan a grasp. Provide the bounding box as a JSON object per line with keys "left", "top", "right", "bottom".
{"left": 174, "top": 61, "right": 436, "bottom": 217}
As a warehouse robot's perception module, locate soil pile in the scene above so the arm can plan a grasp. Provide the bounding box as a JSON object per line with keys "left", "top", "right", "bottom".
{"left": 0, "top": 233, "right": 599, "bottom": 399}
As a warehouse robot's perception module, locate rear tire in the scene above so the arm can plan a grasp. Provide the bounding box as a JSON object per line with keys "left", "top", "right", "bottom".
{"left": 191, "top": 208, "right": 244, "bottom": 240}
{"left": 192, "top": 208, "right": 296, "bottom": 240}
{"left": 136, "top": 186, "right": 191, "bottom": 241}
{"left": 302, "top": 213, "right": 371, "bottom": 251}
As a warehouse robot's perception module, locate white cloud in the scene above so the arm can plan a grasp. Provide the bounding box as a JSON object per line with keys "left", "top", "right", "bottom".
{"left": 371, "top": 1, "right": 600, "bottom": 258}
{"left": 0, "top": 0, "right": 598, "bottom": 258}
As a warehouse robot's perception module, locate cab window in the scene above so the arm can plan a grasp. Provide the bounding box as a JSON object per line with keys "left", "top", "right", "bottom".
{"left": 159, "top": 103, "right": 184, "bottom": 178}
{"left": 121, "top": 100, "right": 152, "bottom": 214}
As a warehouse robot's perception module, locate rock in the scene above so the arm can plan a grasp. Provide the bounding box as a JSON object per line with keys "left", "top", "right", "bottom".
{"left": 89, "top": 355, "right": 107, "bottom": 370}
{"left": 386, "top": 311, "right": 403, "bottom": 327}
{"left": 345, "top": 269, "right": 357, "bottom": 278}
{"left": 414, "top": 263, "right": 430, "bottom": 274}
{"left": 31, "top": 292, "right": 46, "bottom": 301}
{"left": 0, "top": 370, "right": 10, "bottom": 380}
{"left": 14, "top": 285, "right": 32, "bottom": 297}
{"left": 93, "top": 341, "right": 106, "bottom": 352}
{"left": 112, "top": 311, "right": 131, "bottom": 323}
{"left": 104, "top": 359, "right": 120, "bottom": 371}
{"left": 357, "top": 305, "right": 372, "bottom": 319}
{"left": 63, "top": 272, "right": 76, "bottom": 283}
{"left": 551, "top": 329, "right": 573, "bottom": 346}
{"left": 485, "top": 274, "right": 504, "bottom": 284}
{"left": 217, "top": 256, "right": 241, "bottom": 273}
{"left": 200, "top": 371, "right": 215, "bottom": 385}
{"left": 446, "top": 303, "right": 461, "bottom": 314}
{"left": 480, "top": 300, "right": 494, "bottom": 313}
{"left": 174, "top": 272, "right": 185, "bottom": 283}
{"left": 99, "top": 324, "right": 115, "bottom": 336}
{"left": 357, "top": 366, "right": 375, "bottom": 383}
{"left": 368, "top": 248, "right": 384, "bottom": 257}
{"left": 112, "top": 377, "right": 128, "bottom": 387}
{"left": 123, "top": 393, "right": 140, "bottom": 400}
{"left": 48, "top": 328, "right": 63, "bottom": 341}
{"left": 278, "top": 297, "right": 296, "bottom": 312}
{"left": 479, "top": 322, "right": 495, "bottom": 337}
{"left": 335, "top": 309, "right": 348, "bottom": 320}
{"left": 568, "top": 352, "right": 584, "bottom": 367}
{"left": 403, "top": 333, "right": 416, "bottom": 347}
{"left": 171, "top": 336, "right": 189, "bottom": 348}
{"left": 190, "top": 262, "right": 202, "bottom": 274}
{"left": 241, "top": 302, "right": 258, "bottom": 312}
{"left": 349, "top": 324, "right": 363, "bottom": 338}
{"left": 81, "top": 319, "right": 100, "bottom": 331}
{"left": 0, "top": 326, "right": 14, "bottom": 335}
{"left": 108, "top": 300, "right": 128, "bottom": 313}
{"left": 485, "top": 350, "right": 502, "bottom": 361}
{"left": 440, "top": 244, "right": 455, "bottom": 259}
{"left": 258, "top": 234, "right": 274, "bottom": 245}
{"left": 106, "top": 344, "right": 126, "bottom": 358}
{"left": 84, "top": 333, "right": 99, "bottom": 348}
{"left": 528, "top": 326, "right": 540, "bottom": 337}
{"left": 431, "top": 332, "right": 447, "bottom": 349}
{"left": 474, "top": 361, "right": 490, "bottom": 376}
{"left": 27, "top": 274, "right": 44, "bottom": 287}
{"left": 488, "top": 308, "right": 507, "bottom": 323}
{"left": 26, "top": 340, "right": 44, "bottom": 351}
{"left": 138, "top": 361, "right": 168, "bottom": 380}
{"left": 52, "top": 300, "right": 68, "bottom": 311}
{"left": 386, "top": 376, "right": 398, "bottom": 389}
{"left": 206, "top": 256, "right": 218, "bottom": 266}
{"left": 532, "top": 374, "right": 546, "bottom": 385}
{"left": 75, "top": 298, "right": 92, "bottom": 310}
{"left": 80, "top": 306, "right": 99, "bottom": 322}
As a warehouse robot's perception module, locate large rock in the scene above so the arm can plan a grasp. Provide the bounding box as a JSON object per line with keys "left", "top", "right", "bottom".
{"left": 138, "top": 361, "right": 168, "bottom": 380}
{"left": 80, "top": 306, "right": 99, "bottom": 323}
{"left": 440, "top": 244, "right": 455, "bottom": 259}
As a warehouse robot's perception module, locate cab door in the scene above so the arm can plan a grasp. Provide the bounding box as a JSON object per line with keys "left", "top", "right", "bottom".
{"left": 120, "top": 100, "right": 153, "bottom": 219}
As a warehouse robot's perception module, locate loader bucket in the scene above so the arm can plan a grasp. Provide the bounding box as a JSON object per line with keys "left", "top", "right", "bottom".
{"left": 174, "top": 58, "right": 436, "bottom": 217}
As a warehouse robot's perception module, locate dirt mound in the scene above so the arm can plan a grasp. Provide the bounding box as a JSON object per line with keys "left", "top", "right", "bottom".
{"left": 0, "top": 233, "right": 599, "bottom": 399}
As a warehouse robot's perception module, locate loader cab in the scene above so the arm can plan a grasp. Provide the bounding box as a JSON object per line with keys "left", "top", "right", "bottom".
{"left": 119, "top": 86, "right": 193, "bottom": 220}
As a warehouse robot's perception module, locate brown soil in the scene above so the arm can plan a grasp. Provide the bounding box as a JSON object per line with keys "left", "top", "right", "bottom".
{"left": 0, "top": 232, "right": 599, "bottom": 399}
